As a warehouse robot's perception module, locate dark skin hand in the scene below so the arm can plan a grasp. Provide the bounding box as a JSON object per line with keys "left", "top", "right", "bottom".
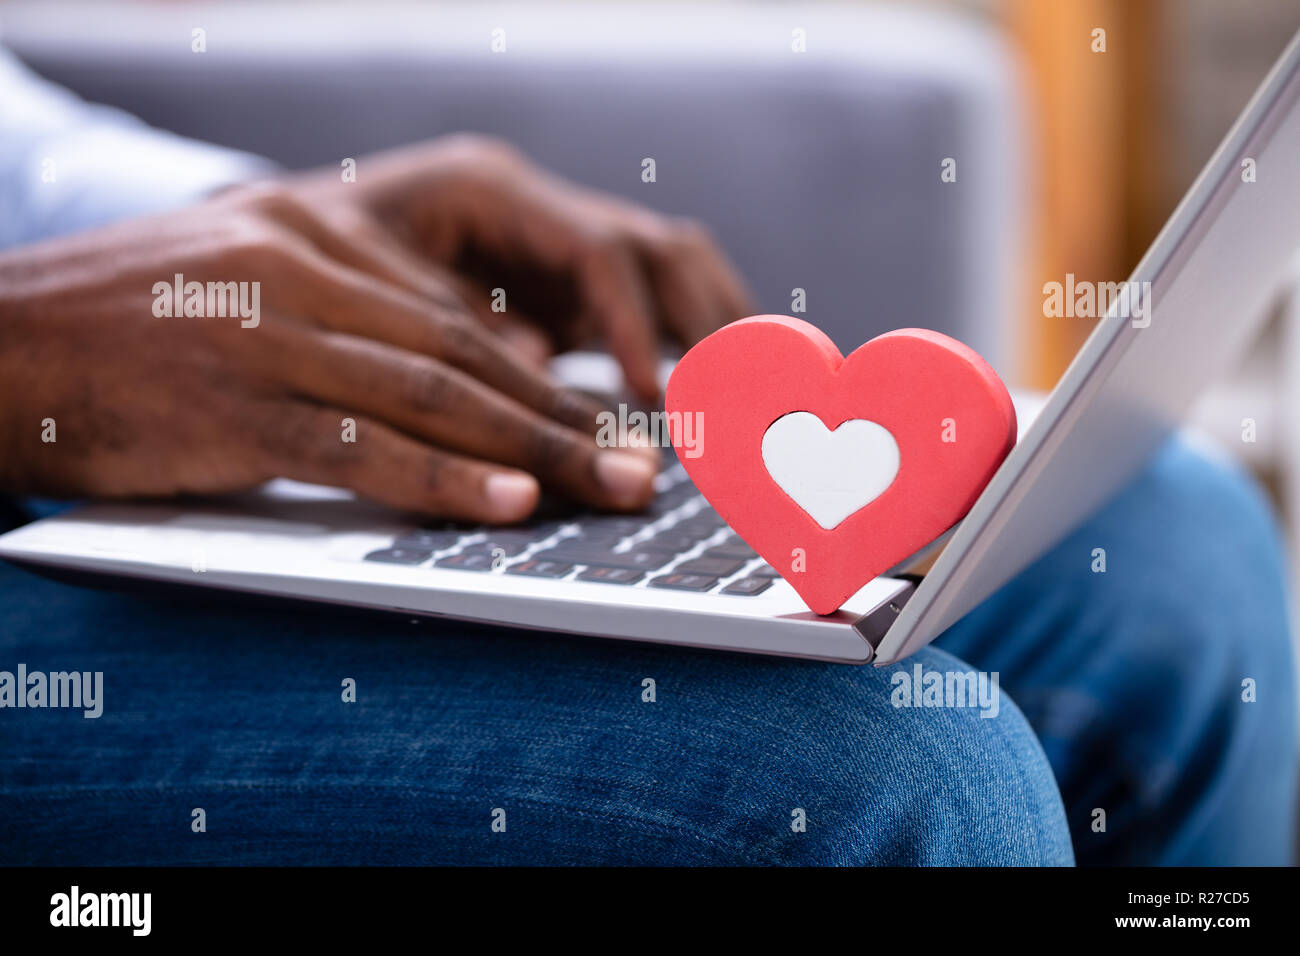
{"left": 292, "top": 135, "right": 754, "bottom": 395}
{"left": 0, "top": 136, "right": 754, "bottom": 523}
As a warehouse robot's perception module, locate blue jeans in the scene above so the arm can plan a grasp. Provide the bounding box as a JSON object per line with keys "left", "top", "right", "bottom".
{"left": 0, "top": 437, "right": 1294, "bottom": 865}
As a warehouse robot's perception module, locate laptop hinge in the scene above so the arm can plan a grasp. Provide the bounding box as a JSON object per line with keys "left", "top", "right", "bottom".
{"left": 853, "top": 576, "right": 921, "bottom": 650}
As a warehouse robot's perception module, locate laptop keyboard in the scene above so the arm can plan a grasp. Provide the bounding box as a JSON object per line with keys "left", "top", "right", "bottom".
{"left": 363, "top": 462, "right": 775, "bottom": 596}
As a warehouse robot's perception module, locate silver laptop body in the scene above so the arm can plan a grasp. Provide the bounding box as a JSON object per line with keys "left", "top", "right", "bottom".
{"left": 3, "top": 31, "right": 1300, "bottom": 664}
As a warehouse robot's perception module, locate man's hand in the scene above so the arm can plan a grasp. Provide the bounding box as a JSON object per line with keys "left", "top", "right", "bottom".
{"left": 0, "top": 184, "right": 664, "bottom": 522}
{"left": 292, "top": 135, "right": 755, "bottom": 399}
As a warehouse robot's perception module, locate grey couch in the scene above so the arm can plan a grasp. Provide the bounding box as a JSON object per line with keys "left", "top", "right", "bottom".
{"left": 3, "top": 0, "right": 1025, "bottom": 373}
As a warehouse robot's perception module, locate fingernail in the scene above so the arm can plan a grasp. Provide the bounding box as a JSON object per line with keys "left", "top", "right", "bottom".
{"left": 485, "top": 472, "right": 539, "bottom": 521}
{"left": 624, "top": 430, "right": 662, "bottom": 465}
{"left": 595, "top": 450, "right": 656, "bottom": 506}
{"left": 500, "top": 327, "right": 552, "bottom": 367}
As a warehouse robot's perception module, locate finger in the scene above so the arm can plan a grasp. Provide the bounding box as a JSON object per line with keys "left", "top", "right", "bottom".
{"left": 251, "top": 186, "right": 464, "bottom": 312}
{"left": 266, "top": 191, "right": 558, "bottom": 370}
{"left": 398, "top": 171, "right": 664, "bottom": 396}
{"left": 268, "top": 329, "right": 658, "bottom": 511}
{"left": 452, "top": 279, "right": 555, "bottom": 367}
{"left": 255, "top": 401, "right": 541, "bottom": 524}
{"left": 632, "top": 216, "right": 756, "bottom": 345}
{"left": 493, "top": 320, "right": 554, "bottom": 367}
{"left": 251, "top": 202, "right": 578, "bottom": 417}
{"left": 265, "top": 240, "right": 609, "bottom": 435}
{"left": 689, "top": 225, "right": 758, "bottom": 322}
{"left": 578, "top": 241, "right": 662, "bottom": 400}
{"left": 643, "top": 240, "right": 724, "bottom": 346}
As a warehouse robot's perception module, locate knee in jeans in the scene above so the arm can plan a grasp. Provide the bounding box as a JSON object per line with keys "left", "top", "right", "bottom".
{"left": 677, "top": 647, "right": 1073, "bottom": 865}
{"left": 1085, "top": 436, "right": 1292, "bottom": 676}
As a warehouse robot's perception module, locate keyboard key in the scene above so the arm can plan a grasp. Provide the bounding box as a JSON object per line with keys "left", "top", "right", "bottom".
{"left": 675, "top": 556, "right": 746, "bottom": 576}
{"left": 721, "top": 576, "right": 773, "bottom": 596}
{"left": 549, "top": 541, "right": 667, "bottom": 559}
{"left": 506, "top": 559, "right": 575, "bottom": 578}
{"left": 469, "top": 537, "right": 531, "bottom": 557}
{"left": 518, "top": 521, "right": 566, "bottom": 538}
{"left": 678, "top": 513, "right": 726, "bottom": 533}
{"left": 537, "top": 548, "right": 672, "bottom": 571}
{"left": 434, "top": 551, "right": 497, "bottom": 571}
{"left": 486, "top": 529, "right": 544, "bottom": 545}
{"left": 751, "top": 564, "right": 781, "bottom": 578}
{"left": 647, "top": 532, "right": 704, "bottom": 552}
{"left": 647, "top": 488, "right": 700, "bottom": 515}
{"left": 576, "top": 566, "right": 644, "bottom": 585}
{"left": 569, "top": 531, "right": 627, "bottom": 547}
{"left": 576, "top": 517, "right": 645, "bottom": 535}
{"left": 707, "top": 539, "right": 757, "bottom": 560}
{"left": 365, "top": 547, "right": 433, "bottom": 565}
{"left": 393, "top": 530, "right": 464, "bottom": 550}
{"left": 629, "top": 542, "right": 679, "bottom": 557}
{"left": 647, "top": 573, "right": 719, "bottom": 592}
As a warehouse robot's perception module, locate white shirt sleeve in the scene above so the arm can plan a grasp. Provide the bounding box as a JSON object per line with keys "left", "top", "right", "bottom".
{"left": 0, "top": 48, "right": 275, "bottom": 249}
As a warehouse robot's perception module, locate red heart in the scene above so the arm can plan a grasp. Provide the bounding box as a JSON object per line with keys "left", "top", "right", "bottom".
{"left": 664, "top": 316, "right": 1016, "bottom": 615}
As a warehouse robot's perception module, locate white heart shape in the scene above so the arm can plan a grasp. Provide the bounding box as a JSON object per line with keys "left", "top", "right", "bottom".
{"left": 761, "top": 412, "right": 900, "bottom": 530}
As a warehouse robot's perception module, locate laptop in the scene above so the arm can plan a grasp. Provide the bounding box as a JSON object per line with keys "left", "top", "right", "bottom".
{"left": 4, "top": 30, "right": 1300, "bottom": 665}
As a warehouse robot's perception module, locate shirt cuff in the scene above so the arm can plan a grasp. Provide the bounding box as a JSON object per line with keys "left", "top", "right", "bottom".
{"left": 0, "top": 49, "right": 275, "bottom": 248}
{"left": 3, "top": 126, "right": 275, "bottom": 248}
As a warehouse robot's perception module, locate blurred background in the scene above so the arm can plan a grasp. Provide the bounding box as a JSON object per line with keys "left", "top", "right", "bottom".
{"left": 4, "top": 0, "right": 1300, "bottom": 594}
